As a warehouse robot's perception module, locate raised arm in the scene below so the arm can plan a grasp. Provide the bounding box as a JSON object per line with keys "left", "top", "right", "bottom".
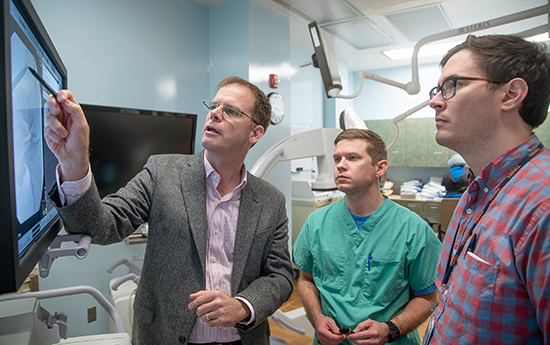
{"left": 45, "top": 90, "right": 90, "bottom": 182}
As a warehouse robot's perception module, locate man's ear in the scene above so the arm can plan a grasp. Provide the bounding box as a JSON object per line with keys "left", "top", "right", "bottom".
{"left": 249, "top": 125, "right": 265, "bottom": 146}
{"left": 501, "top": 78, "right": 528, "bottom": 112}
{"left": 375, "top": 160, "right": 389, "bottom": 179}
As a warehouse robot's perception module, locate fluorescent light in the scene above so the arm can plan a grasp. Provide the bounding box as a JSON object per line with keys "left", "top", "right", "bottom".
{"left": 383, "top": 32, "right": 550, "bottom": 61}
{"left": 383, "top": 40, "right": 463, "bottom": 60}
{"left": 527, "top": 33, "right": 550, "bottom": 42}
{"left": 382, "top": 47, "right": 414, "bottom": 60}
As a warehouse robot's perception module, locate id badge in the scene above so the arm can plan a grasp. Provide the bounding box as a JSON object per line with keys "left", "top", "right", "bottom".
{"left": 422, "top": 312, "right": 436, "bottom": 345}
{"left": 423, "top": 284, "right": 446, "bottom": 345}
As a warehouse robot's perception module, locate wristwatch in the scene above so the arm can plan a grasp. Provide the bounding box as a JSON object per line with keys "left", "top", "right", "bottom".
{"left": 385, "top": 320, "right": 400, "bottom": 343}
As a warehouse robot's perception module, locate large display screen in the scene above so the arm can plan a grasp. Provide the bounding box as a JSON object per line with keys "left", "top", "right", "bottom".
{"left": 0, "top": 0, "right": 66, "bottom": 293}
{"left": 11, "top": 0, "right": 62, "bottom": 257}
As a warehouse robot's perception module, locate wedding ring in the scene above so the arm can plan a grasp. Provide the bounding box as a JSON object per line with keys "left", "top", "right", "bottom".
{"left": 206, "top": 312, "right": 211, "bottom": 322}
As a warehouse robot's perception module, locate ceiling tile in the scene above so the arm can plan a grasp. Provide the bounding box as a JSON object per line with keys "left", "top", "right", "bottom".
{"left": 273, "top": 0, "right": 361, "bottom": 23}
{"left": 384, "top": 4, "right": 452, "bottom": 42}
{"left": 324, "top": 18, "right": 395, "bottom": 49}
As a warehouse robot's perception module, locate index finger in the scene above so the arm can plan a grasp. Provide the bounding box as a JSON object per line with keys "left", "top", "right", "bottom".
{"left": 46, "top": 90, "right": 76, "bottom": 115}
{"left": 318, "top": 327, "right": 345, "bottom": 344}
{"left": 188, "top": 290, "right": 216, "bottom": 310}
{"left": 46, "top": 93, "right": 61, "bottom": 115}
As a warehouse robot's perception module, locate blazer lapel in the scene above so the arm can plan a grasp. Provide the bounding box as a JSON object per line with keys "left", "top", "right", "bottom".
{"left": 180, "top": 151, "right": 208, "bottom": 274}
{"left": 231, "top": 174, "right": 261, "bottom": 295}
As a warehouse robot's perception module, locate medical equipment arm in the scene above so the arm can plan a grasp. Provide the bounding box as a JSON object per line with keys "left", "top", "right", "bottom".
{"left": 250, "top": 128, "right": 342, "bottom": 191}
{"left": 333, "top": 4, "right": 548, "bottom": 99}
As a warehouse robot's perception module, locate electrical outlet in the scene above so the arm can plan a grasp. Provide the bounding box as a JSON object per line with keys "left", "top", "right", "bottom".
{"left": 87, "top": 306, "right": 97, "bottom": 323}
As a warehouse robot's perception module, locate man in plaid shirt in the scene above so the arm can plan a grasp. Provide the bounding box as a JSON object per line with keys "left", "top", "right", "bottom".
{"left": 425, "top": 34, "right": 550, "bottom": 344}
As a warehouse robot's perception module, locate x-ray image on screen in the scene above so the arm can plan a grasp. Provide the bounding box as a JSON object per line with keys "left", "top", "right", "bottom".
{"left": 0, "top": 0, "right": 67, "bottom": 294}
{"left": 11, "top": 33, "right": 43, "bottom": 226}
{"left": 9, "top": 0, "right": 62, "bottom": 256}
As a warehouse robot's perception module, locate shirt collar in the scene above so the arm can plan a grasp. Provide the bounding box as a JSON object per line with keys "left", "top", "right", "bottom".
{"left": 468, "top": 133, "right": 543, "bottom": 191}
{"left": 203, "top": 154, "right": 248, "bottom": 195}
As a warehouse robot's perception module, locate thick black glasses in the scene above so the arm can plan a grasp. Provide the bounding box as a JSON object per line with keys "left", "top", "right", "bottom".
{"left": 429, "top": 76, "right": 507, "bottom": 100}
{"left": 203, "top": 101, "right": 259, "bottom": 126}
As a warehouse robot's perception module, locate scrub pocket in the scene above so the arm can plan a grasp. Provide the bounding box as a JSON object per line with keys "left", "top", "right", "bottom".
{"left": 363, "top": 258, "right": 405, "bottom": 305}
{"left": 314, "top": 247, "right": 345, "bottom": 293}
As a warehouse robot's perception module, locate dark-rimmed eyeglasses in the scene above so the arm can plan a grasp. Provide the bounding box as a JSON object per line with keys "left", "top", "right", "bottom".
{"left": 429, "top": 76, "right": 507, "bottom": 100}
{"left": 203, "top": 101, "right": 259, "bottom": 126}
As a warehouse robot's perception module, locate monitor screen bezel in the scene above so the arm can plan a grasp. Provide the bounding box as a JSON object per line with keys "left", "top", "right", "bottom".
{"left": 0, "top": 0, "right": 67, "bottom": 294}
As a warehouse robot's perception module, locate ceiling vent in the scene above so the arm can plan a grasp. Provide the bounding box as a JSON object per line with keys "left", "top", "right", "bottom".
{"left": 384, "top": 4, "right": 452, "bottom": 42}
{"left": 273, "top": 0, "right": 394, "bottom": 49}
{"left": 273, "top": 0, "right": 361, "bottom": 23}
{"left": 323, "top": 18, "right": 395, "bottom": 49}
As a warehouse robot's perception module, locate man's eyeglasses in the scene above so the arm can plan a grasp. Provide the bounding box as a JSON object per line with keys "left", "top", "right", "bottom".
{"left": 429, "top": 76, "right": 507, "bottom": 100}
{"left": 203, "top": 101, "right": 259, "bottom": 126}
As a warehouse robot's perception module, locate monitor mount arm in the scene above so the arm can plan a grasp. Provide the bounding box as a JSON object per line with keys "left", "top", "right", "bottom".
{"left": 38, "top": 234, "right": 92, "bottom": 278}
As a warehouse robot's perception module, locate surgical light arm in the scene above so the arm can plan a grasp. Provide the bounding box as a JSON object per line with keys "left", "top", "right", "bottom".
{"left": 332, "top": 4, "right": 548, "bottom": 99}
{"left": 387, "top": 99, "right": 430, "bottom": 149}
{"left": 250, "top": 128, "right": 342, "bottom": 190}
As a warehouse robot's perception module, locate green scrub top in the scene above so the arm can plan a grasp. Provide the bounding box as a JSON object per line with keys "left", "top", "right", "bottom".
{"left": 293, "top": 197, "right": 441, "bottom": 345}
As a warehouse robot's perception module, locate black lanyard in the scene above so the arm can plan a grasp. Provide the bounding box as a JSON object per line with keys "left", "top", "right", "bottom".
{"left": 441, "top": 142, "right": 543, "bottom": 286}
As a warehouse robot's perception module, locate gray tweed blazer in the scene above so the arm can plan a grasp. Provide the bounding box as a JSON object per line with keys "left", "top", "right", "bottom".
{"left": 49, "top": 151, "right": 293, "bottom": 345}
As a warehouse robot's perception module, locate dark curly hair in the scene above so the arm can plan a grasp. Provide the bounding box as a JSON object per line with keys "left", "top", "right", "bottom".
{"left": 440, "top": 34, "right": 550, "bottom": 129}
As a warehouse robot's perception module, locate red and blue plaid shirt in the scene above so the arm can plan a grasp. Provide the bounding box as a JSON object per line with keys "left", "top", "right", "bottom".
{"left": 427, "top": 134, "right": 550, "bottom": 344}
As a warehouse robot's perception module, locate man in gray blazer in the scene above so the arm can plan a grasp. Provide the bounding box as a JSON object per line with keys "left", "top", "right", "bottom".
{"left": 45, "top": 76, "right": 293, "bottom": 345}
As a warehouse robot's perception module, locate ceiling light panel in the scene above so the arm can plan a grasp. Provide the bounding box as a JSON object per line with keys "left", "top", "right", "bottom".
{"left": 384, "top": 4, "right": 452, "bottom": 42}
{"left": 324, "top": 18, "right": 395, "bottom": 49}
{"left": 273, "top": 0, "right": 361, "bottom": 23}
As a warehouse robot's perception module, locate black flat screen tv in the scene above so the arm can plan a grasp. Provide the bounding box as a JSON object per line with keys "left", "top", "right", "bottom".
{"left": 81, "top": 104, "right": 197, "bottom": 197}
{"left": 0, "top": 0, "right": 67, "bottom": 293}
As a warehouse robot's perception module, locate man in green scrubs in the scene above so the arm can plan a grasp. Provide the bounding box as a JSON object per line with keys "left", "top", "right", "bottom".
{"left": 294, "top": 129, "right": 441, "bottom": 345}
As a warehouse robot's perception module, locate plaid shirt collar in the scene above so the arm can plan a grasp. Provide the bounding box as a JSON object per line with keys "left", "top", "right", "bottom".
{"left": 467, "top": 133, "right": 543, "bottom": 196}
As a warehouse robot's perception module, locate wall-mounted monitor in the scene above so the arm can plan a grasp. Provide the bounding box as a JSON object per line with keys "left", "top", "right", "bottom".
{"left": 0, "top": 0, "right": 67, "bottom": 294}
{"left": 81, "top": 104, "right": 197, "bottom": 197}
{"left": 308, "top": 21, "right": 343, "bottom": 98}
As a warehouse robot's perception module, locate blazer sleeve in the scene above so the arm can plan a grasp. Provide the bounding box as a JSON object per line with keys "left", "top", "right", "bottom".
{"left": 47, "top": 155, "right": 165, "bottom": 245}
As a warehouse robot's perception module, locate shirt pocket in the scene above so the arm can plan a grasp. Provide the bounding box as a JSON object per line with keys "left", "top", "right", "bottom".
{"left": 363, "top": 258, "right": 405, "bottom": 305}
{"left": 314, "top": 247, "right": 345, "bottom": 293}
{"left": 449, "top": 251, "right": 498, "bottom": 334}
